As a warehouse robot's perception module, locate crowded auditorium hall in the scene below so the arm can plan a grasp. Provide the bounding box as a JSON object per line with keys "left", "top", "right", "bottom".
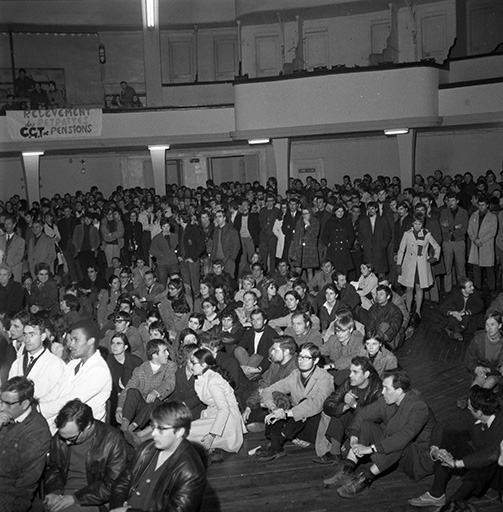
{"left": 1, "top": 1, "right": 503, "bottom": 511}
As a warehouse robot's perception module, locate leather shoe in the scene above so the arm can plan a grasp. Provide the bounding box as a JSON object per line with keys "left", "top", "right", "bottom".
{"left": 323, "top": 464, "right": 353, "bottom": 488}
{"left": 312, "top": 453, "right": 342, "bottom": 465}
{"left": 337, "top": 473, "right": 371, "bottom": 499}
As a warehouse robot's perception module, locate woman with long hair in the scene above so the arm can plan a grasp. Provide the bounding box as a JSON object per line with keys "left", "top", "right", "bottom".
{"left": 187, "top": 348, "right": 246, "bottom": 460}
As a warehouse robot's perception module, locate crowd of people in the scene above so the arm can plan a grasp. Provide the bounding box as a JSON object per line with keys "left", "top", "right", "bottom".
{"left": 0, "top": 169, "right": 503, "bottom": 511}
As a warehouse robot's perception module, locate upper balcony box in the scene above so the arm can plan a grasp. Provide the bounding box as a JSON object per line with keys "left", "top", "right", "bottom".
{"left": 234, "top": 66, "right": 440, "bottom": 133}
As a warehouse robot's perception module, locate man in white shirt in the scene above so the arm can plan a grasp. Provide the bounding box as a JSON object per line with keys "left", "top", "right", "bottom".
{"left": 9, "top": 317, "right": 65, "bottom": 430}
{"left": 40, "top": 319, "right": 112, "bottom": 431}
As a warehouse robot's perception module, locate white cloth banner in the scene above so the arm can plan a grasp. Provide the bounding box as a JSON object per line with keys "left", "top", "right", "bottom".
{"left": 6, "top": 108, "right": 103, "bottom": 140}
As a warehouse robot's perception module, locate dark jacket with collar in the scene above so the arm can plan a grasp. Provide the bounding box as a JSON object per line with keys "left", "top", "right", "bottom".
{"left": 110, "top": 438, "right": 206, "bottom": 512}
{"left": 0, "top": 407, "right": 51, "bottom": 512}
{"left": 238, "top": 324, "right": 277, "bottom": 372}
{"left": 44, "top": 420, "right": 127, "bottom": 508}
{"left": 178, "top": 223, "right": 205, "bottom": 261}
{"left": 439, "top": 289, "right": 484, "bottom": 319}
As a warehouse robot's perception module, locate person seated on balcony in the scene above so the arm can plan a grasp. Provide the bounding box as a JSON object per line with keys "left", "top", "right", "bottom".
{"left": 119, "top": 81, "right": 136, "bottom": 108}
{"left": 0, "top": 94, "right": 19, "bottom": 112}
{"left": 47, "top": 80, "right": 67, "bottom": 108}
{"left": 30, "top": 82, "right": 49, "bottom": 109}
{"left": 131, "top": 94, "right": 143, "bottom": 108}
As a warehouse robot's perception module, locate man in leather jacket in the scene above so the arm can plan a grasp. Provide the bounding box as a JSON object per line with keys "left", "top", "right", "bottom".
{"left": 44, "top": 399, "right": 127, "bottom": 512}
{"left": 315, "top": 356, "right": 382, "bottom": 466}
{"left": 110, "top": 401, "right": 206, "bottom": 512}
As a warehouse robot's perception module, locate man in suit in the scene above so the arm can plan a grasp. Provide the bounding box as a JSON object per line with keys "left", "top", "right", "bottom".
{"left": 178, "top": 212, "right": 205, "bottom": 300}
{"left": 58, "top": 205, "right": 81, "bottom": 282}
{"left": 358, "top": 201, "right": 392, "bottom": 276}
{"left": 235, "top": 308, "right": 278, "bottom": 377}
{"left": 325, "top": 369, "right": 435, "bottom": 498}
{"left": 131, "top": 269, "right": 165, "bottom": 312}
{"left": 27, "top": 218, "right": 56, "bottom": 278}
{"left": 259, "top": 194, "right": 280, "bottom": 274}
{"left": 0, "top": 376, "right": 51, "bottom": 511}
{"left": 8, "top": 316, "right": 65, "bottom": 430}
{"left": 234, "top": 199, "right": 260, "bottom": 275}
{"left": 0, "top": 215, "right": 25, "bottom": 282}
{"left": 211, "top": 209, "right": 240, "bottom": 278}
{"left": 409, "top": 386, "right": 503, "bottom": 507}
{"left": 0, "top": 263, "right": 24, "bottom": 316}
{"left": 282, "top": 198, "right": 302, "bottom": 261}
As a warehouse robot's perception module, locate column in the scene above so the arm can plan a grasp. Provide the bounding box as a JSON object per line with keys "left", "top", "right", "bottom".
{"left": 148, "top": 146, "right": 168, "bottom": 196}
{"left": 396, "top": 129, "right": 416, "bottom": 189}
{"left": 21, "top": 151, "right": 43, "bottom": 206}
{"left": 141, "top": 0, "right": 163, "bottom": 107}
{"left": 272, "top": 138, "right": 290, "bottom": 196}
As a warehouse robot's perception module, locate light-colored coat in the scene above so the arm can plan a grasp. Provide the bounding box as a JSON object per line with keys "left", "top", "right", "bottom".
{"left": 467, "top": 210, "right": 497, "bottom": 267}
{"left": 261, "top": 366, "right": 334, "bottom": 422}
{"left": 27, "top": 233, "right": 57, "bottom": 277}
{"left": 9, "top": 349, "right": 66, "bottom": 421}
{"left": 188, "top": 369, "right": 246, "bottom": 453}
{"left": 0, "top": 233, "right": 25, "bottom": 282}
{"left": 397, "top": 229, "right": 440, "bottom": 289}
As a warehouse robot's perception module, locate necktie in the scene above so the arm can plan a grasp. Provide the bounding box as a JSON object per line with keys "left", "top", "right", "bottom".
{"left": 74, "top": 362, "right": 82, "bottom": 375}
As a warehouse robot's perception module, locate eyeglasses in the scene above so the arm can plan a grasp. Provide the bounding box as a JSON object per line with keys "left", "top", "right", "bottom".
{"left": 150, "top": 423, "right": 175, "bottom": 433}
{"left": 0, "top": 398, "right": 22, "bottom": 407}
{"left": 297, "top": 355, "right": 313, "bottom": 361}
{"left": 59, "top": 430, "right": 82, "bottom": 445}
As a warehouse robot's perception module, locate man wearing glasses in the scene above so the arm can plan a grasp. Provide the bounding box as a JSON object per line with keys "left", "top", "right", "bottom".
{"left": 0, "top": 376, "right": 51, "bottom": 511}
{"left": 110, "top": 401, "right": 206, "bottom": 512}
{"left": 44, "top": 399, "right": 127, "bottom": 512}
{"left": 255, "top": 342, "right": 333, "bottom": 461}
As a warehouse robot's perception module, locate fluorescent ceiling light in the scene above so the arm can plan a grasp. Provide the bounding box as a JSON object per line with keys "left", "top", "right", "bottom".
{"left": 148, "top": 145, "right": 170, "bottom": 150}
{"left": 248, "top": 138, "right": 270, "bottom": 145}
{"left": 384, "top": 128, "right": 409, "bottom": 136}
{"left": 22, "top": 151, "right": 44, "bottom": 156}
{"left": 145, "top": 0, "right": 156, "bottom": 28}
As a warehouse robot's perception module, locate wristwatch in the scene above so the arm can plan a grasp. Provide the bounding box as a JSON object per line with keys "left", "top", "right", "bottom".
{"left": 370, "top": 444, "right": 377, "bottom": 453}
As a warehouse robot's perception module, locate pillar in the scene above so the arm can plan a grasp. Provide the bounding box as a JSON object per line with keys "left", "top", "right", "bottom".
{"left": 396, "top": 129, "right": 417, "bottom": 189}
{"left": 141, "top": 0, "right": 163, "bottom": 107}
{"left": 273, "top": 138, "right": 290, "bottom": 196}
{"left": 21, "top": 151, "right": 43, "bottom": 206}
{"left": 148, "top": 146, "right": 168, "bottom": 196}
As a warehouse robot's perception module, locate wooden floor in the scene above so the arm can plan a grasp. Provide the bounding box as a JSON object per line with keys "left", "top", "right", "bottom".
{"left": 200, "top": 302, "right": 503, "bottom": 512}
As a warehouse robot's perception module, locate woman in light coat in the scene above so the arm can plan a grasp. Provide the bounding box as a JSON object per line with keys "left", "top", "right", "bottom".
{"left": 187, "top": 348, "right": 246, "bottom": 456}
{"left": 397, "top": 212, "right": 441, "bottom": 320}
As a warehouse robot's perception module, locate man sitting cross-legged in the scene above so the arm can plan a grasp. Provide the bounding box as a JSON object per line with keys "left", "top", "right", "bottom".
{"left": 313, "top": 356, "right": 382, "bottom": 465}
{"left": 409, "top": 385, "right": 503, "bottom": 508}
{"left": 254, "top": 342, "right": 333, "bottom": 462}
{"left": 324, "top": 368, "right": 436, "bottom": 498}
{"left": 115, "top": 339, "right": 177, "bottom": 446}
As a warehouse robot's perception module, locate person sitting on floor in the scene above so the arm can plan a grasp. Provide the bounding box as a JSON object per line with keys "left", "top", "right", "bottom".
{"left": 409, "top": 386, "right": 503, "bottom": 508}
{"left": 242, "top": 335, "right": 298, "bottom": 432}
{"left": 255, "top": 342, "right": 334, "bottom": 462}
{"left": 324, "top": 368, "right": 436, "bottom": 499}
{"left": 314, "top": 356, "right": 382, "bottom": 465}
{"left": 116, "top": 339, "right": 177, "bottom": 446}
{"left": 439, "top": 277, "right": 484, "bottom": 341}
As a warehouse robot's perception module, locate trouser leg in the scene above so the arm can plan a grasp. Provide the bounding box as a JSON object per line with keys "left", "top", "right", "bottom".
{"left": 443, "top": 242, "right": 454, "bottom": 293}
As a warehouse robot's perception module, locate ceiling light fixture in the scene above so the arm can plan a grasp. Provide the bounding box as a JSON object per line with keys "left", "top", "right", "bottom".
{"left": 148, "top": 144, "right": 170, "bottom": 150}
{"left": 22, "top": 151, "right": 44, "bottom": 156}
{"left": 248, "top": 138, "right": 271, "bottom": 145}
{"left": 384, "top": 128, "right": 409, "bottom": 136}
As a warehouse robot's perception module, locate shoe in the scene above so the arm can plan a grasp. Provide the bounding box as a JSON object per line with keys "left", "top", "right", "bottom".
{"left": 208, "top": 448, "right": 225, "bottom": 465}
{"left": 312, "top": 453, "right": 342, "bottom": 465}
{"left": 246, "top": 422, "right": 265, "bottom": 433}
{"left": 323, "top": 464, "right": 353, "bottom": 488}
{"left": 291, "top": 438, "right": 310, "bottom": 448}
{"left": 337, "top": 473, "right": 371, "bottom": 499}
{"left": 408, "top": 492, "right": 446, "bottom": 507}
{"left": 452, "top": 332, "right": 464, "bottom": 341}
{"left": 255, "top": 446, "right": 286, "bottom": 462}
